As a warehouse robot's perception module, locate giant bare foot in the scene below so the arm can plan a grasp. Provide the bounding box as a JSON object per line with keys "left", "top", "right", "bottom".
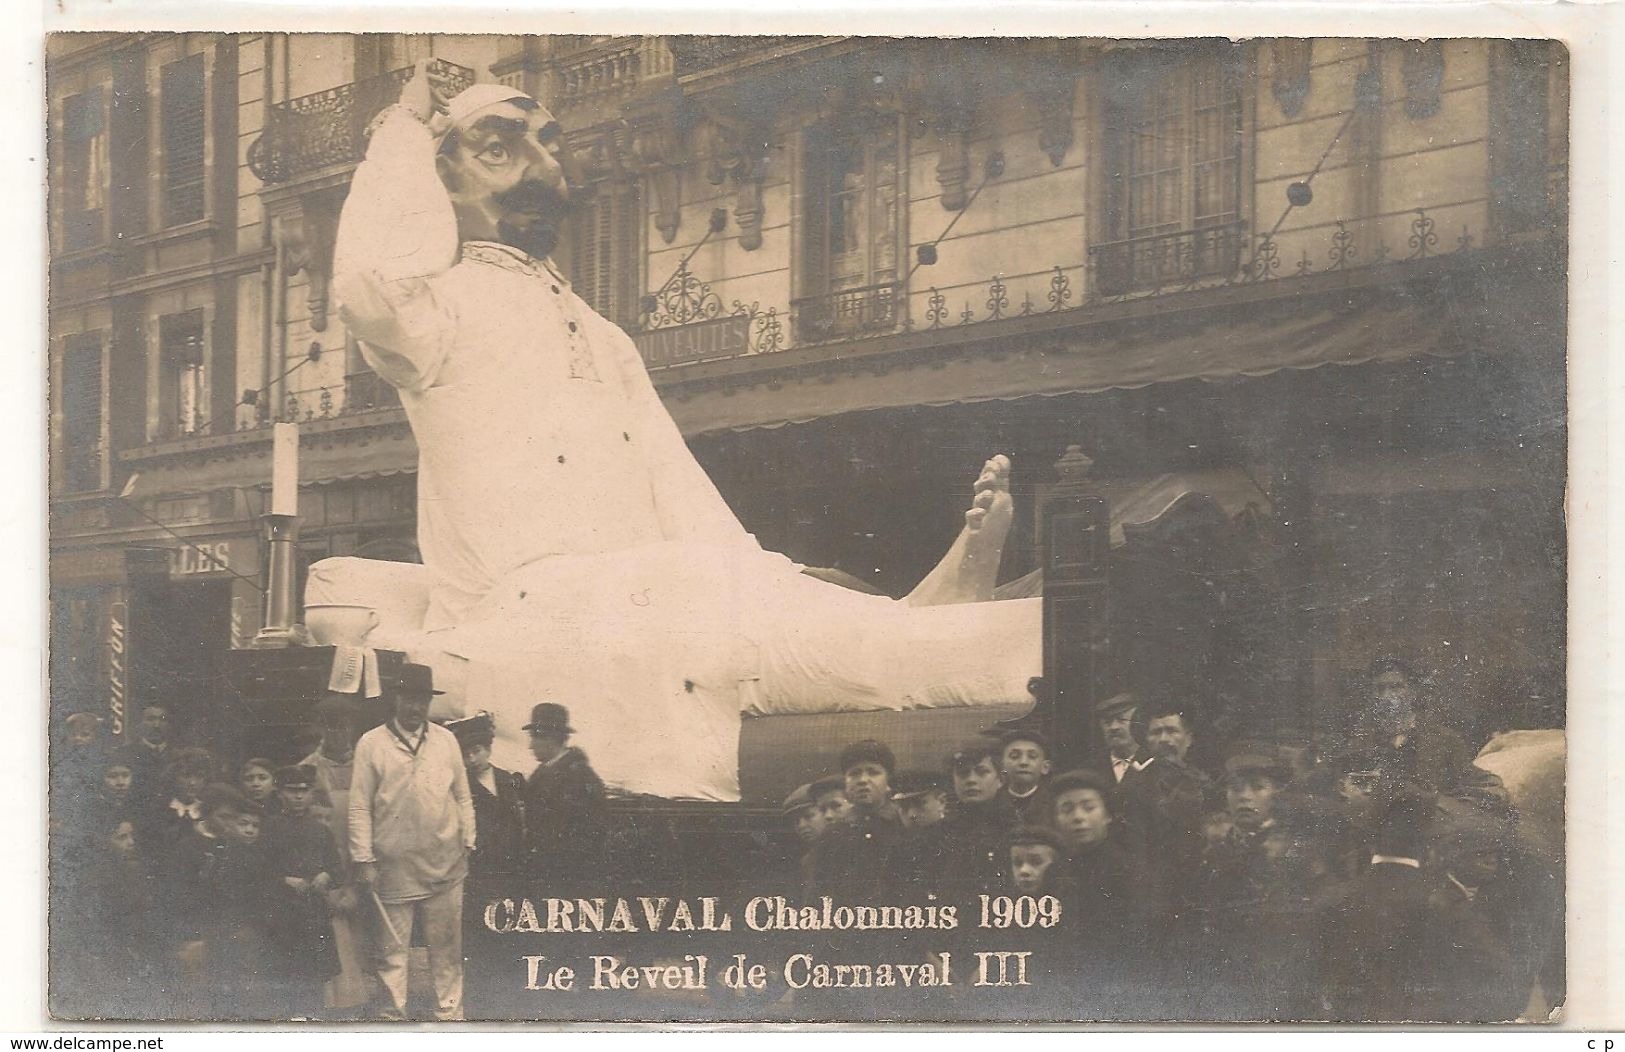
{"left": 906, "top": 454, "right": 1015, "bottom": 606}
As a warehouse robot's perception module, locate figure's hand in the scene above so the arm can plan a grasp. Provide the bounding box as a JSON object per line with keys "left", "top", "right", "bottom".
{"left": 397, "top": 59, "right": 452, "bottom": 136}
{"left": 312, "top": 872, "right": 332, "bottom": 892}
{"left": 283, "top": 876, "right": 310, "bottom": 893}
{"left": 356, "top": 861, "right": 379, "bottom": 887}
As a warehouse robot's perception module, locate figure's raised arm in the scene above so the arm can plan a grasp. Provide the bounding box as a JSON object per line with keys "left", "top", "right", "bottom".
{"left": 333, "top": 62, "right": 460, "bottom": 392}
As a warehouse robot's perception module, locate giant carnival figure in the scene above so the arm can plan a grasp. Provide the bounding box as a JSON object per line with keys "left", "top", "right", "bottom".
{"left": 311, "top": 69, "right": 1041, "bottom": 800}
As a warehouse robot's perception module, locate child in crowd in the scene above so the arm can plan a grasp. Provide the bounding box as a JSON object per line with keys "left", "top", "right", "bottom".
{"left": 999, "top": 729, "right": 1054, "bottom": 824}
{"left": 893, "top": 773, "right": 950, "bottom": 830}
{"left": 239, "top": 756, "right": 282, "bottom": 817}
{"left": 99, "top": 751, "right": 136, "bottom": 816}
{"left": 780, "top": 782, "right": 825, "bottom": 894}
{"left": 1008, "top": 825, "right": 1067, "bottom": 895}
{"left": 164, "top": 783, "right": 272, "bottom": 1018}
{"left": 262, "top": 765, "right": 342, "bottom": 1020}
{"left": 809, "top": 776, "right": 852, "bottom": 831}
{"left": 146, "top": 746, "right": 214, "bottom": 850}
{"left": 809, "top": 740, "right": 903, "bottom": 898}
{"left": 940, "top": 738, "right": 1016, "bottom": 894}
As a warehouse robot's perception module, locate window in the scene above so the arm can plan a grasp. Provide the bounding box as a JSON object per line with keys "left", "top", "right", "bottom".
{"left": 159, "top": 310, "right": 206, "bottom": 439}
{"left": 59, "top": 335, "right": 104, "bottom": 493}
{"left": 799, "top": 116, "right": 904, "bottom": 340}
{"left": 1097, "top": 46, "right": 1247, "bottom": 293}
{"left": 567, "top": 178, "right": 643, "bottom": 329}
{"left": 61, "top": 89, "right": 108, "bottom": 251}
{"left": 160, "top": 53, "right": 207, "bottom": 226}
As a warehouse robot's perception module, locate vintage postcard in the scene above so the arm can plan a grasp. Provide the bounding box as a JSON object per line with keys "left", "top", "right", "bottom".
{"left": 43, "top": 27, "right": 1573, "bottom": 1025}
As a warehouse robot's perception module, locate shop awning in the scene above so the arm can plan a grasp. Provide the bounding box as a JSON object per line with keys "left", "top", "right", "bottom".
{"left": 121, "top": 421, "right": 419, "bottom": 501}
{"left": 663, "top": 302, "right": 1467, "bottom": 436}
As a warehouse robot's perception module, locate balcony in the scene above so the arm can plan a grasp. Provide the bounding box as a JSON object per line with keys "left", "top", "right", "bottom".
{"left": 247, "top": 59, "right": 476, "bottom": 186}
{"left": 792, "top": 281, "right": 903, "bottom": 344}
{"left": 1089, "top": 222, "right": 1248, "bottom": 298}
{"left": 666, "top": 36, "right": 822, "bottom": 78}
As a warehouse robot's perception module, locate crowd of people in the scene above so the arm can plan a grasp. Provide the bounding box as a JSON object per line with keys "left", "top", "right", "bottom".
{"left": 50, "top": 665, "right": 608, "bottom": 1022}
{"left": 777, "top": 658, "right": 1561, "bottom": 1021}
{"left": 48, "top": 656, "right": 1561, "bottom": 1023}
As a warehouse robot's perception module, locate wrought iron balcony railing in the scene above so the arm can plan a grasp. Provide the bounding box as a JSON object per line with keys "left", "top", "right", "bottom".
{"left": 1089, "top": 222, "right": 1249, "bottom": 298}
{"left": 792, "top": 281, "right": 904, "bottom": 344}
{"left": 247, "top": 59, "right": 476, "bottom": 186}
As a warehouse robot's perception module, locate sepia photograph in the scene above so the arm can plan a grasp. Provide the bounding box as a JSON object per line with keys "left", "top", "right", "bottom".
{"left": 44, "top": 29, "right": 1570, "bottom": 1024}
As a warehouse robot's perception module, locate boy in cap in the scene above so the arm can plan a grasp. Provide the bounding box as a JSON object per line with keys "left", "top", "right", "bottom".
{"left": 890, "top": 772, "right": 952, "bottom": 888}
{"left": 809, "top": 739, "right": 904, "bottom": 898}
{"left": 939, "top": 738, "right": 1019, "bottom": 896}
{"left": 1044, "top": 768, "right": 1154, "bottom": 1016}
{"left": 779, "top": 783, "right": 825, "bottom": 895}
{"left": 521, "top": 702, "right": 606, "bottom": 888}
{"left": 809, "top": 776, "right": 853, "bottom": 830}
{"left": 1007, "top": 824, "right": 1068, "bottom": 896}
{"left": 163, "top": 783, "right": 272, "bottom": 1017}
{"left": 998, "top": 728, "right": 1053, "bottom": 824}
{"left": 262, "top": 765, "right": 342, "bottom": 1019}
{"left": 892, "top": 772, "right": 950, "bottom": 830}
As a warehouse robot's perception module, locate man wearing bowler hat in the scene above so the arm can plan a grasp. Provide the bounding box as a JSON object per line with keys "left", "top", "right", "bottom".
{"left": 349, "top": 663, "right": 475, "bottom": 1020}
{"left": 520, "top": 702, "right": 606, "bottom": 887}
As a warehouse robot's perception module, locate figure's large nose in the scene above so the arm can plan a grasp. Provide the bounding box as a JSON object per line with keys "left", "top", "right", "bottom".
{"left": 520, "top": 137, "right": 570, "bottom": 196}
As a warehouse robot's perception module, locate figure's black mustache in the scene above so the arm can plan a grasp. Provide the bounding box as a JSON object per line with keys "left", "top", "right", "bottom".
{"left": 495, "top": 181, "right": 568, "bottom": 215}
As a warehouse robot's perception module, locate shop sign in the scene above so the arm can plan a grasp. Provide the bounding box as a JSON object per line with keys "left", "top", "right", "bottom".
{"left": 633, "top": 314, "right": 751, "bottom": 369}
{"left": 106, "top": 599, "right": 127, "bottom": 737}
{"left": 170, "top": 540, "right": 235, "bottom": 578}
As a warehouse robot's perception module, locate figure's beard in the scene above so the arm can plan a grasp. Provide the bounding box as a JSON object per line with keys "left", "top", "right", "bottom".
{"left": 493, "top": 180, "right": 570, "bottom": 260}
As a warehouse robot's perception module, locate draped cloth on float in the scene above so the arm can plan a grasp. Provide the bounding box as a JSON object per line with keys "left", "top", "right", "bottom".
{"left": 307, "top": 555, "right": 1041, "bottom": 802}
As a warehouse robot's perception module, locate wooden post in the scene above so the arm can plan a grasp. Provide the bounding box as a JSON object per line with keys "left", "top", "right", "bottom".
{"left": 1038, "top": 445, "right": 1111, "bottom": 769}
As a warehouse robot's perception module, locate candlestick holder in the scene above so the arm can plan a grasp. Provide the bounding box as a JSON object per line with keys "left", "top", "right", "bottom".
{"left": 251, "top": 512, "right": 312, "bottom": 648}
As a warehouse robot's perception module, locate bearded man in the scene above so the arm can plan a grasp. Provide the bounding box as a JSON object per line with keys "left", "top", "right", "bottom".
{"left": 323, "top": 68, "right": 1040, "bottom": 801}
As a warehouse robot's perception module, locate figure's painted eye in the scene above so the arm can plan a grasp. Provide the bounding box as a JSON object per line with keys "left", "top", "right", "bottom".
{"left": 480, "top": 142, "right": 509, "bottom": 162}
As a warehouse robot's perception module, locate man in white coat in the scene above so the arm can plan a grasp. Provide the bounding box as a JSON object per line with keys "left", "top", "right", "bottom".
{"left": 350, "top": 663, "right": 476, "bottom": 1020}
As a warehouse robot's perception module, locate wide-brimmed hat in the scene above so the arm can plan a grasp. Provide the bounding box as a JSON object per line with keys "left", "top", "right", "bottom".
{"left": 391, "top": 663, "right": 445, "bottom": 698}
{"left": 446, "top": 711, "right": 496, "bottom": 747}
{"left": 521, "top": 702, "right": 574, "bottom": 736}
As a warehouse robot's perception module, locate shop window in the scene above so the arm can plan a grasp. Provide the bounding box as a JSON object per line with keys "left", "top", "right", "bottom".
{"left": 59, "top": 335, "right": 104, "bottom": 494}
{"left": 797, "top": 115, "right": 904, "bottom": 341}
{"left": 568, "top": 178, "right": 643, "bottom": 329}
{"left": 158, "top": 310, "right": 206, "bottom": 439}
{"left": 61, "top": 88, "right": 109, "bottom": 251}
{"left": 1095, "top": 45, "right": 1247, "bottom": 294}
{"left": 160, "top": 53, "right": 207, "bottom": 226}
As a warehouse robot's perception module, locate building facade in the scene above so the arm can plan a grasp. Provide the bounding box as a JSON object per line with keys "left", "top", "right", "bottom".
{"left": 48, "top": 35, "right": 1567, "bottom": 748}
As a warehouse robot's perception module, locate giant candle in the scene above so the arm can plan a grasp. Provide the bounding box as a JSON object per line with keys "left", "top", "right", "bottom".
{"left": 270, "top": 421, "right": 299, "bottom": 516}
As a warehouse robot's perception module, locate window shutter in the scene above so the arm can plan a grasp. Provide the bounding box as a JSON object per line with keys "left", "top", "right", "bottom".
{"left": 161, "top": 53, "right": 207, "bottom": 226}
{"left": 111, "top": 49, "right": 149, "bottom": 240}
{"left": 60, "top": 336, "right": 104, "bottom": 493}
{"left": 613, "top": 180, "right": 643, "bottom": 327}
